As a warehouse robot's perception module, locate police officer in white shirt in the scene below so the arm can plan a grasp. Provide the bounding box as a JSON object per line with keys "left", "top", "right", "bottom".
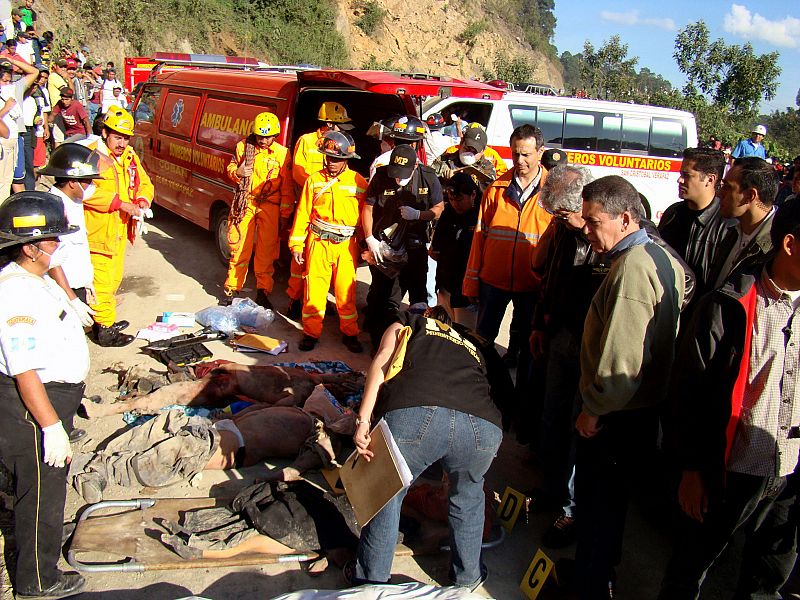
{"left": 0, "top": 191, "right": 88, "bottom": 599}
{"left": 38, "top": 143, "right": 109, "bottom": 330}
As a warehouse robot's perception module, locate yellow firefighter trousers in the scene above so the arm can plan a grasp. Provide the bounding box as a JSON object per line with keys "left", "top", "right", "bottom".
{"left": 302, "top": 236, "right": 359, "bottom": 339}
{"left": 90, "top": 251, "right": 124, "bottom": 326}
{"left": 225, "top": 201, "right": 279, "bottom": 293}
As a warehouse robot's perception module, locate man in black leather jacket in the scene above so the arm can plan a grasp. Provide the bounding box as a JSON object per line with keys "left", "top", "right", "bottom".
{"left": 659, "top": 147, "right": 735, "bottom": 300}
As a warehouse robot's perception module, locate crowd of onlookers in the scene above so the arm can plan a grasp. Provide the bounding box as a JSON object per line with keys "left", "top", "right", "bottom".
{"left": 0, "top": 0, "right": 128, "bottom": 198}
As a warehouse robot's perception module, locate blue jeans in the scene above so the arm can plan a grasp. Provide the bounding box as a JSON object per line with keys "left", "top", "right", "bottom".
{"left": 355, "top": 406, "right": 502, "bottom": 586}
{"left": 476, "top": 282, "right": 536, "bottom": 344}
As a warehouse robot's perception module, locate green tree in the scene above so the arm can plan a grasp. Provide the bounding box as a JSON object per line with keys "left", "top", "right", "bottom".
{"left": 579, "top": 35, "right": 638, "bottom": 101}
{"left": 673, "top": 20, "right": 781, "bottom": 119}
{"left": 764, "top": 107, "right": 800, "bottom": 159}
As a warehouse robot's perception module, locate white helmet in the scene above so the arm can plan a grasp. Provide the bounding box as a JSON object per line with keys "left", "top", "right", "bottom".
{"left": 752, "top": 124, "right": 767, "bottom": 136}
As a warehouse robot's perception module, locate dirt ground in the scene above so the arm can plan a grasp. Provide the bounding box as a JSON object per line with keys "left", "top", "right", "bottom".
{"left": 1, "top": 207, "right": 798, "bottom": 599}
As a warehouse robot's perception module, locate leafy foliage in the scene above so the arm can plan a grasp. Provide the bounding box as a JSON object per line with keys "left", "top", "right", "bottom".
{"left": 361, "top": 54, "right": 397, "bottom": 71}
{"left": 484, "top": 52, "right": 534, "bottom": 84}
{"left": 354, "top": 0, "right": 387, "bottom": 36}
{"left": 485, "top": 0, "right": 556, "bottom": 56}
{"left": 673, "top": 21, "right": 780, "bottom": 119}
{"left": 457, "top": 20, "right": 489, "bottom": 48}
{"left": 579, "top": 36, "right": 638, "bottom": 101}
{"left": 67, "top": 0, "right": 348, "bottom": 68}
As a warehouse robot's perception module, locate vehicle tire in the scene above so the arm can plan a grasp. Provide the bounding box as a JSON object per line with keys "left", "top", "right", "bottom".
{"left": 211, "top": 206, "right": 231, "bottom": 266}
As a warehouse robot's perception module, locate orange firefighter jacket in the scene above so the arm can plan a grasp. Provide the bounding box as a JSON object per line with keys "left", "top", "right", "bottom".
{"left": 83, "top": 139, "right": 154, "bottom": 256}
{"left": 227, "top": 140, "right": 294, "bottom": 219}
{"left": 463, "top": 168, "right": 551, "bottom": 297}
{"left": 292, "top": 128, "right": 326, "bottom": 187}
{"left": 289, "top": 167, "right": 367, "bottom": 252}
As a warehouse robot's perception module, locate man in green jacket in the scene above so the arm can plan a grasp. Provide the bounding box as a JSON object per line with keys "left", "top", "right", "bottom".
{"left": 573, "top": 175, "right": 685, "bottom": 598}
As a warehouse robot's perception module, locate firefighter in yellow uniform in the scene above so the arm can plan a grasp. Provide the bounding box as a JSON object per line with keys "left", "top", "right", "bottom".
{"left": 287, "top": 101, "right": 355, "bottom": 318}
{"left": 224, "top": 111, "right": 294, "bottom": 309}
{"left": 289, "top": 130, "right": 366, "bottom": 353}
{"left": 83, "top": 106, "right": 153, "bottom": 347}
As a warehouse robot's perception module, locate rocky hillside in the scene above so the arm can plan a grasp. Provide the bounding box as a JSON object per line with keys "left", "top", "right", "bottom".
{"left": 36, "top": 0, "right": 562, "bottom": 88}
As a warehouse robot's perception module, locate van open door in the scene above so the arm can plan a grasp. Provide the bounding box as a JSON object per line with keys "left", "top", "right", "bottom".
{"left": 297, "top": 71, "right": 505, "bottom": 101}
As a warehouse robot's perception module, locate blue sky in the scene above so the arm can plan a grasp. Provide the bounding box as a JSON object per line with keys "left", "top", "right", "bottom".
{"left": 553, "top": 1, "right": 799, "bottom": 114}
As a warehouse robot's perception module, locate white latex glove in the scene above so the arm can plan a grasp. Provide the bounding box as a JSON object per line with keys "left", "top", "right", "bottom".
{"left": 70, "top": 296, "right": 96, "bottom": 327}
{"left": 365, "top": 235, "right": 383, "bottom": 265}
{"left": 399, "top": 206, "right": 420, "bottom": 220}
{"left": 42, "top": 421, "right": 71, "bottom": 468}
{"left": 133, "top": 207, "right": 154, "bottom": 236}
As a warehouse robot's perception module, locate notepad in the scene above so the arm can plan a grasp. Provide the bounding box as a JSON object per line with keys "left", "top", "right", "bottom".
{"left": 339, "top": 418, "right": 413, "bottom": 526}
{"left": 232, "top": 333, "right": 287, "bottom": 355}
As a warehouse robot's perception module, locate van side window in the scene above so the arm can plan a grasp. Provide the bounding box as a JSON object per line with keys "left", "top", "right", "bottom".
{"left": 536, "top": 109, "right": 563, "bottom": 146}
{"left": 622, "top": 116, "right": 650, "bottom": 153}
{"left": 133, "top": 85, "right": 161, "bottom": 126}
{"left": 650, "top": 118, "right": 685, "bottom": 158}
{"left": 563, "top": 110, "right": 596, "bottom": 151}
{"left": 598, "top": 114, "right": 622, "bottom": 153}
{"left": 509, "top": 105, "right": 537, "bottom": 127}
{"left": 441, "top": 101, "right": 492, "bottom": 128}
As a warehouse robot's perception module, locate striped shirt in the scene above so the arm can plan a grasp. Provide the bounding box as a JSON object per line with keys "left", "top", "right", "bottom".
{"left": 728, "top": 268, "right": 800, "bottom": 477}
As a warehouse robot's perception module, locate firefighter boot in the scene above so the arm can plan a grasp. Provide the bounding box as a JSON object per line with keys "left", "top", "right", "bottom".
{"left": 93, "top": 324, "right": 135, "bottom": 347}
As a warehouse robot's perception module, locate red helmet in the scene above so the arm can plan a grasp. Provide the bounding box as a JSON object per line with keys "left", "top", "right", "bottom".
{"left": 425, "top": 113, "right": 446, "bottom": 130}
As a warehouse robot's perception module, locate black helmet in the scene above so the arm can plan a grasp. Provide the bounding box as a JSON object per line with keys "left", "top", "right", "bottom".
{"left": 38, "top": 143, "right": 102, "bottom": 180}
{"left": 319, "top": 130, "right": 360, "bottom": 159}
{"left": 425, "top": 113, "right": 446, "bottom": 130}
{"left": 389, "top": 116, "right": 426, "bottom": 141}
{"left": 0, "top": 191, "right": 78, "bottom": 250}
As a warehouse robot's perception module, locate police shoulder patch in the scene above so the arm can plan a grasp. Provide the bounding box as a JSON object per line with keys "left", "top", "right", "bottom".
{"left": 7, "top": 316, "right": 36, "bottom": 326}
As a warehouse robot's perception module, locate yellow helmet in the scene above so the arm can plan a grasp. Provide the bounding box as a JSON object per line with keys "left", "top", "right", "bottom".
{"left": 318, "top": 101, "right": 351, "bottom": 124}
{"left": 253, "top": 112, "right": 280, "bottom": 137}
{"left": 103, "top": 106, "right": 134, "bottom": 136}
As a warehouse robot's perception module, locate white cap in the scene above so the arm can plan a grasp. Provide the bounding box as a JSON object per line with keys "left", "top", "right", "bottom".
{"left": 752, "top": 124, "right": 767, "bottom": 136}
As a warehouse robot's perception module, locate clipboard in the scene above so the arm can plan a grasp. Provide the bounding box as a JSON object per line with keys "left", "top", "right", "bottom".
{"left": 339, "top": 418, "right": 413, "bottom": 526}
{"left": 233, "top": 333, "right": 287, "bottom": 355}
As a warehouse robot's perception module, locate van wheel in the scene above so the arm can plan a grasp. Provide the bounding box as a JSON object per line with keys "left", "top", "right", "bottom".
{"left": 211, "top": 207, "right": 231, "bottom": 266}
{"left": 638, "top": 194, "right": 652, "bottom": 221}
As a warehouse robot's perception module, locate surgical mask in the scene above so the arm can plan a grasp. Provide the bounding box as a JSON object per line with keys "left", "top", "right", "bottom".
{"left": 459, "top": 150, "right": 477, "bottom": 166}
{"left": 380, "top": 140, "right": 392, "bottom": 154}
{"left": 39, "top": 242, "right": 68, "bottom": 269}
{"left": 395, "top": 176, "right": 412, "bottom": 187}
{"left": 81, "top": 182, "right": 96, "bottom": 201}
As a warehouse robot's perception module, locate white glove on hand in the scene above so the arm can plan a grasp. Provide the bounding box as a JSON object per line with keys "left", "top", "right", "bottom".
{"left": 42, "top": 421, "right": 71, "bottom": 468}
{"left": 365, "top": 236, "right": 383, "bottom": 265}
{"left": 399, "top": 206, "right": 420, "bottom": 220}
{"left": 69, "top": 296, "right": 96, "bottom": 327}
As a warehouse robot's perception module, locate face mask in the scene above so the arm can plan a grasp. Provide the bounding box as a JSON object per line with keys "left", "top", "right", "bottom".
{"left": 380, "top": 140, "right": 392, "bottom": 154}
{"left": 39, "top": 242, "right": 69, "bottom": 269}
{"left": 81, "top": 182, "right": 96, "bottom": 201}
{"left": 395, "top": 176, "right": 412, "bottom": 187}
{"left": 459, "top": 150, "right": 477, "bottom": 166}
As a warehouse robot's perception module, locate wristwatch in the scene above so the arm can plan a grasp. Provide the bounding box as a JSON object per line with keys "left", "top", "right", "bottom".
{"left": 355, "top": 416, "right": 370, "bottom": 427}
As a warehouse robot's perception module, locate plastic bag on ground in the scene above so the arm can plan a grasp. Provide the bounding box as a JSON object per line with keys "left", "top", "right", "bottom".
{"left": 196, "top": 297, "right": 274, "bottom": 335}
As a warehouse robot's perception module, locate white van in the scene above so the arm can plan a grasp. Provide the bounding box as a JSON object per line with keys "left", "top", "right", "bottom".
{"left": 423, "top": 91, "right": 698, "bottom": 221}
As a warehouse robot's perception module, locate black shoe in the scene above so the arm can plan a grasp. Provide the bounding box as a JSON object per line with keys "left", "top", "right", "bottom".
{"left": 68, "top": 428, "right": 87, "bottom": 443}
{"left": 255, "top": 289, "right": 273, "bottom": 310}
{"left": 298, "top": 335, "right": 318, "bottom": 352}
{"left": 287, "top": 299, "right": 302, "bottom": 320}
{"left": 220, "top": 289, "right": 239, "bottom": 306}
{"left": 342, "top": 335, "right": 363, "bottom": 354}
{"left": 110, "top": 320, "right": 129, "bottom": 331}
{"left": 543, "top": 513, "right": 577, "bottom": 548}
{"left": 16, "top": 571, "right": 86, "bottom": 599}
{"left": 93, "top": 324, "right": 135, "bottom": 347}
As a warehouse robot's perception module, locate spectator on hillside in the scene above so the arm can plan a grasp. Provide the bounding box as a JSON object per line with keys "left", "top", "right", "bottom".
{"left": 101, "top": 86, "right": 126, "bottom": 114}
{"left": 18, "top": 0, "right": 36, "bottom": 30}
{"left": 100, "top": 66, "right": 124, "bottom": 110}
{"left": 0, "top": 39, "right": 27, "bottom": 74}
{"left": 30, "top": 66, "right": 48, "bottom": 170}
{"left": 66, "top": 61, "right": 86, "bottom": 107}
{"left": 2, "top": 9, "right": 28, "bottom": 40}
{"left": 49, "top": 87, "right": 89, "bottom": 141}
{"left": 1, "top": 56, "right": 38, "bottom": 193}
{"left": 15, "top": 31, "right": 35, "bottom": 65}
{"left": 84, "top": 63, "right": 103, "bottom": 124}
{"left": 38, "top": 30, "right": 52, "bottom": 63}
{"left": 76, "top": 45, "right": 90, "bottom": 67}
{"left": 0, "top": 68, "right": 16, "bottom": 198}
